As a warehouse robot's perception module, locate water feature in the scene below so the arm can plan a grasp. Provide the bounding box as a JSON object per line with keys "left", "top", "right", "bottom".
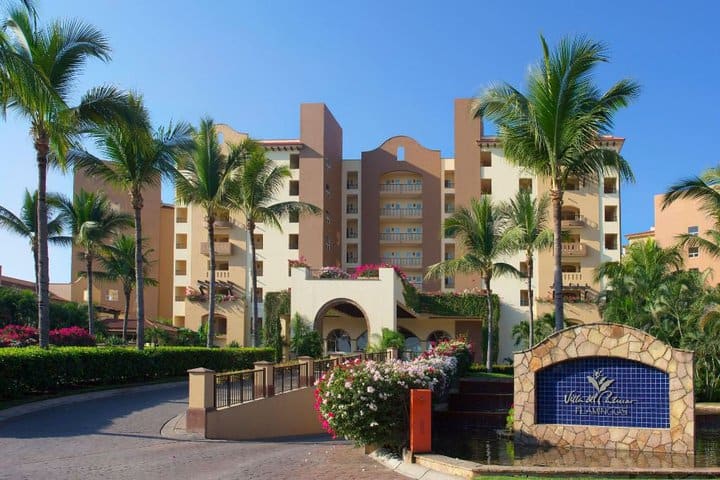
{"left": 433, "top": 425, "right": 720, "bottom": 469}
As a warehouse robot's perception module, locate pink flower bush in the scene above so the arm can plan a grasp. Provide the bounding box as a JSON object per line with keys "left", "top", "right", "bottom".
{"left": 318, "top": 266, "right": 350, "bottom": 279}
{"left": 0, "top": 324, "right": 38, "bottom": 347}
{"left": 351, "top": 263, "right": 407, "bottom": 281}
{"left": 49, "top": 326, "right": 95, "bottom": 346}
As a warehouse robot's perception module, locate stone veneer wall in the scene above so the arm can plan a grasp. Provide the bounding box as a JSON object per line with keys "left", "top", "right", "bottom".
{"left": 514, "top": 323, "right": 694, "bottom": 453}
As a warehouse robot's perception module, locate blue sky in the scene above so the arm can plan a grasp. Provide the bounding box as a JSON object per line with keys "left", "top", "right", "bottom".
{"left": 1, "top": 0, "right": 719, "bottom": 282}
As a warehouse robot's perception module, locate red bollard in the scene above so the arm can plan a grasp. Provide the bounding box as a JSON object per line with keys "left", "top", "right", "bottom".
{"left": 410, "top": 389, "right": 432, "bottom": 453}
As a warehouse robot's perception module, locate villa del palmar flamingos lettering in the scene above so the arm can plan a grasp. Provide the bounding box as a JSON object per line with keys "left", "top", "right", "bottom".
{"left": 563, "top": 369, "right": 635, "bottom": 417}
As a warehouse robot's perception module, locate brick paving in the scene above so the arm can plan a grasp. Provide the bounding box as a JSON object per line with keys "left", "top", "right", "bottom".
{"left": 0, "top": 384, "right": 403, "bottom": 480}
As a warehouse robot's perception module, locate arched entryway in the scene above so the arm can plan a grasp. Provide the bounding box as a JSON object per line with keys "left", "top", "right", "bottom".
{"left": 314, "top": 298, "right": 369, "bottom": 354}
{"left": 201, "top": 313, "right": 227, "bottom": 345}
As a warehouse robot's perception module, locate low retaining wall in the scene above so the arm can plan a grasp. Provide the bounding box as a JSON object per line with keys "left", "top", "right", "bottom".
{"left": 514, "top": 323, "right": 694, "bottom": 453}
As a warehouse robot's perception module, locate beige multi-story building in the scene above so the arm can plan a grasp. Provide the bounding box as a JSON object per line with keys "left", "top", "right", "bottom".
{"left": 625, "top": 194, "right": 718, "bottom": 282}
{"left": 172, "top": 99, "right": 624, "bottom": 359}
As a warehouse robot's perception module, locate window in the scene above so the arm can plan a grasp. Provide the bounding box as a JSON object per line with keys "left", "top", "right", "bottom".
{"left": 255, "top": 261, "right": 263, "bottom": 277}
{"left": 604, "top": 234, "right": 618, "bottom": 250}
{"left": 480, "top": 151, "right": 492, "bottom": 167}
{"left": 176, "top": 207, "right": 188, "bottom": 223}
{"left": 519, "top": 178, "right": 532, "bottom": 193}
{"left": 255, "top": 288, "right": 263, "bottom": 303}
{"left": 356, "top": 331, "right": 368, "bottom": 351}
{"left": 253, "top": 234, "right": 263, "bottom": 250}
{"left": 106, "top": 289, "right": 119, "bottom": 302}
{"left": 175, "top": 233, "right": 187, "bottom": 249}
{"left": 214, "top": 316, "right": 227, "bottom": 336}
{"left": 289, "top": 180, "right": 299, "bottom": 196}
{"left": 566, "top": 177, "right": 580, "bottom": 191}
{"left": 688, "top": 226, "right": 699, "bottom": 236}
{"left": 289, "top": 154, "right": 300, "bottom": 169}
{"left": 604, "top": 178, "right": 617, "bottom": 194}
{"left": 289, "top": 234, "right": 299, "bottom": 249}
{"left": 174, "top": 286, "right": 185, "bottom": 302}
{"left": 520, "top": 290, "right": 529, "bottom": 307}
{"left": 175, "top": 260, "right": 187, "bottom": 276}
{"left": 481, "top": 179, "right": 492, "bottom": 195}
{"left": 689, "top": 247, "right": 699, "bottom": 258}
{"left": 519, "top": 261, "right": 528, "bottom": 276}
{"left": 397, "top": 146, "right": 405, "bottom": 161}
{"left": 209, "top": 260, "right": 229, "bottom": 270}
{"left": 604, "top": 205, "right": 618, "bottom": 222}
{"left": 326, "top": 329, "right": 351, "bottom": 353}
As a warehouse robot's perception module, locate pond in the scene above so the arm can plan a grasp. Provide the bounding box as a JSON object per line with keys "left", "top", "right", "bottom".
{"left": 432, "top": 425, "right": 720, "bottom": 469}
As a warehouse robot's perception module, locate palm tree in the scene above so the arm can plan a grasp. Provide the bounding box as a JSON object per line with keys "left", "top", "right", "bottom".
{"left": 175, "top": 118, "right": 251, "bottom": 347}
{"left": 69, "top": 94, "right": 193, "bottom": 349}
{"left": 663, "top": 166, "right": 720, "bottom": 259}
{"left": 227, "top": 146, "right": 320, "bottom": 347}
{"left": 426, "top": 196, "right": 519, "bottom": 371}
{"left": 96, "top": 234, "right": 157, "bottom": 342}
{"left": 58, "top": 190, "right": 132, "bottom": 335}
{"left": 0, "top": 189, "right": 71, "bottom": 291}
{"left": 1, "top": 2, "right": 133, "bottom": 346}
{"left": 500, "top": 191, "right": 553, "bottom": 347}
{"left": 471, "top": 35, "right": 639, "bottom": 331}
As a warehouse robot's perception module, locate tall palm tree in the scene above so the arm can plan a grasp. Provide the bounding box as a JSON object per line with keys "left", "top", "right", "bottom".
{"left": 471, "top": 35, "right": 638, "bottom": 331}
{"left": 425, "top": 196, "right": 519, "bottom": 371}
{"left": 96, "top": 234, "right": 157, "bottom": 341}
{"left": 69, "top": 94, "right": 193, "bottom": 349}
{"left": 0, "top": 189, "right": 71, "bottom": 291}
{"left": 175, "top": 118, "right": 251, "bottom": 348}
{"left": 0, "top": 1, "right": 133, "bottom": 346}
{"left": 227, "top": 146, "right": 320, "bottom": 347}
{"left": 58, "top": 190, "right": 132, "bottom": 335}
{"left": 663, "top": 166, "right": 720, "bottom": 259}
{"left": 500, "top": 191, "right": 553, "bottom": 347}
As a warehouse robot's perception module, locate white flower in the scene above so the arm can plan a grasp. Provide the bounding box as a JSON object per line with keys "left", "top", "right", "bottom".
{"left": 370, "top": 421, "right": 379, "bottom": 427}
{"left": 369, "top": 403, "right": 377, "bottom": 411}
{"left": 367, "top": 386, "right": 375, "bottom": 393}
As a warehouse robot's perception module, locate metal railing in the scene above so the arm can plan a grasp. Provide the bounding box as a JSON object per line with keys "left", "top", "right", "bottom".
{"left": 313, "top": 358, "right": 339, "bottom": 380}
{"left": 274, "top": 362, "right": 308, "bottom": 394}
{"left": 214, "top": 369, "right": 264, "bottom": 408}
{"left": 444, "top": 180, "right": 455, "bottom": 188}
{"left": 379, "top": 232, "right": 422, "bottom": 242}
{"left": 381, "top": 257, "right": 423, "bottom": 267}
{"left": 380, "top": 208, "right": 422, "bottom": 217}
{"left": 379, "top": 183, "right": 422, "bottom": 193}
{"left": 346, "top": 182, "right": 359, "bottom": 189}
{"left": 346, "top": 205, "right": 359, "bottom": 214}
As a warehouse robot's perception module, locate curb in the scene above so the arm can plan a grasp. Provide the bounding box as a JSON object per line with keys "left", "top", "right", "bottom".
{"left": 0, "top": 381, "right": 186, "bottom": 423}
{"left": 369, "top": 449, "right": 464, "bottom": 480}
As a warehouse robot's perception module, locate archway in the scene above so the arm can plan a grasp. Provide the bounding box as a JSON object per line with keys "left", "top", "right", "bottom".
{"left": 313, "top": 298, "right": 369, "bottom": 354}
{"left": 399, "top": 326, "right": 421, "bottom": 358}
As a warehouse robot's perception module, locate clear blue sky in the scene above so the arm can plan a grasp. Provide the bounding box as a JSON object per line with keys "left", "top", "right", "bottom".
{"left": 1, "top": 0, "right": 719, "bottom": 282}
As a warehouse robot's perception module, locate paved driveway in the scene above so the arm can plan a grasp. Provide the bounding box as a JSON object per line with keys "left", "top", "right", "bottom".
{"left": 0, "top": 384, "right": 403, "bottom": 480}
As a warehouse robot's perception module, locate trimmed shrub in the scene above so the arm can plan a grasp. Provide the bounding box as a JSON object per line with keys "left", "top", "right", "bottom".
{"left": 469, "top": 363, "right": 514, "bottom": 376}
{"left": 0, "top": 346, "right": 274, "bottom": 399}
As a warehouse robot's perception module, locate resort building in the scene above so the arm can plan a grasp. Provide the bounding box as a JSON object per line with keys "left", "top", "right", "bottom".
{"left": 169, "top": 99, "right": 625, "bottom": 360}
{"left": 625, "top": 194, "right": 718, "bottom": 282}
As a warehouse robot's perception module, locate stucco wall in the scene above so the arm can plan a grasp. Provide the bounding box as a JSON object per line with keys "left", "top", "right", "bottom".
{"left": 514, "top": 323, "right": 694, "bottom": 453}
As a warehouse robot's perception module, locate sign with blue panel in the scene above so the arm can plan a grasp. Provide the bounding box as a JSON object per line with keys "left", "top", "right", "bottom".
{"left": 536, "top": 357, "right": 669, "bottom": 428}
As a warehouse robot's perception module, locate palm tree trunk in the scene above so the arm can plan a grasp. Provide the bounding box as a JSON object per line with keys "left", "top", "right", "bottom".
{"left": 132, "top": 197, "right": 146, "bottom": 350}
{"left": 122, "top": 286, "right": 131, "bottom": 342}
{"left": 485, "top": 276, "right": 493, "bottom": 372}
{"left": 248, "top": 221, "right": 260, "bottom": 347}
{"left": 551, "top": 189, "right": 565, "bottom": 331}
{"left": 35, "top": 137, "right": 50, "bottom": 347}
{"left": 527, "top": 252, "right": 534, "bottom": 347}
{"left": 32, "top": 243, "right": 39, "bottom": 298}
{"left": 86, "top": 255, "right": 94, "bottom": 336}
{"left": 207, "top": 217, "right": 216, "bottom": 348}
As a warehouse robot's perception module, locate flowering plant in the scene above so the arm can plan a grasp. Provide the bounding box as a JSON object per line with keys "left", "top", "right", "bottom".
{"left": 318, "top": 266, "right": 350, "bottom": 279}
{"left": 185, "top": 287, "right": 206, "bottom": 302}
{"left": 0, "top": 324, "right": 38, "bottom": 347}
{"left": 351, "top": 263, "right": 407, "bottom": 281}
{"left": 424, "top": 335, "right": 473, "bottom": 377}
{"left": 289, "top": 256, "right": 310, "bottom": 269}
{"left": 314, "top": 354, "right": 456, "bottom": 450}
{"left": 49, "top": 326, "right": 95, "bottom": 346}
{"left": 215, "top": 294, "right": 238, "bottom": 303}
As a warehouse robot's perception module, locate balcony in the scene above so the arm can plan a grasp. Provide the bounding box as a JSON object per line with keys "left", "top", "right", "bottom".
{"left": 444, "top": 205, "right": 455, "bottom": 214}
{"left": 200, "top": 242, "right": 232, "bottom": 256}
{"left": 379, "top": 208, "right": 422, "bottom": 219}
{"left": 381, "top": 257, "right": 423, "bottom": 268}
{"left": 214, "top": 219, "right": 232, "bottom": 229}
{"left": 562, "top": 272, "right": 584, "bottom": 283}
{"left": 346, "top": 182, "right": 358, "bottom": 190}
{"left": 444, "top": 180, "right": 455, "bottom": 189}
{"left": 346, "top": 255, "right": 359, "bottom": 264}
{"left": 379, "top": 232, "right": 422, "bottom": 244}
{"left": 560, "top": 215, "right": 585, "bottom": 229}
{"left": 346, "top": 205, "right": 358, "bottom": 214}
{"left": 561, "top": 242, "right": 587, "bottom": 257}
{"left": 379, "top": 183, "right": 422, "bottom": 195}
{"left": 346, "top": 230, "right": 358, "bottom": 239}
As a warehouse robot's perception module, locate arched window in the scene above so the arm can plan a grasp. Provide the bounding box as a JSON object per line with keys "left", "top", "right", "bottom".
{"left": 397, "top": 146, "right": 405, "bottom": 161}
{"left": 356, "top": 331, "right": 368, "bottom": 351}
{"left": 326, "top": 329, "right": 351, "bottom": 353}
{"left": 398, "top": 327, "right": 421, "bottom": 356}
{"left": 426, "top": 330, "right": 451, "bottom": 349}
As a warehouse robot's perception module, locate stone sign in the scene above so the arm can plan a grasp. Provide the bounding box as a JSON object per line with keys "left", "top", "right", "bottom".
{"left": 514, "top": 323, "right": 694, "bottom": 453}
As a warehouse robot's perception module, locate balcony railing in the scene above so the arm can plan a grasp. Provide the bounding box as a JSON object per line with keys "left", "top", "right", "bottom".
{"left": 379, "top": 232, "right": 422, "bottom": 242}
{"left": 200, "top": 242, "right": 232, "bottom": 256}
{"left": 214, "top": 369, "right": 265, "bottom": 408}
{"left": 561, "top": 242, "right": 587, "bottom": 257}
{"left": 346, "top": 230, "right": 358, "bottom": 239}
{"left": 381, "top": 257, "right": 422, "bottom": 267}
{"left": 562, "top": 272, "right": 584, "bottom": 283}
{"left": 379, "top": 183, "right": 422, "bottom": 193}
{"left": 445, "top": 205, "right": 455, "bottom": 214}
{"left": 380, "top": 208, "right": 422, "bottom": 217}
{"left": 346, "top": 205, "right": 358, "bottom": 214}
{"left": 346, "top": 255, "right": 359, "bottom": 263}
{"left": 346, "top": 182, "right": 358, "bottom": 189}
{"left": 444, "top": 180, "right": 455, "bottom": 188}
{"left": 560, "top": 215, "right": 585, "bottom": 228}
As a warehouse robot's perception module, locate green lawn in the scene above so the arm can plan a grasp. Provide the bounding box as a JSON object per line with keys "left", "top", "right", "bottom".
{"left": 465, "top": 371, "right": 513, "bottom": 380}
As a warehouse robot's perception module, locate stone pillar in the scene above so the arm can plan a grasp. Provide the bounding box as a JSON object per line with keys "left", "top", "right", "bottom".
{"left": 186, "top": 367, "right": 215, "bottom": 434}
{"left": 297, "top": 356, "right": 314, "bottom": 386}
{"left": 254, "top": 360, "right": 275, "bottom": 397}
{"left": 387, "top": 347, "right": 398, "bottom": 360}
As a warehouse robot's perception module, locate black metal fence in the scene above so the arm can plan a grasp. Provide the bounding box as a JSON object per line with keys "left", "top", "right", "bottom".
{"left": 214, "top": 369, "right": 264, "bottom": 408}
{"left": 274, "top": 362, "right": 309, "bottom": 394}
{"left": 313, "top": 358, "right": 338, "bottom": 380}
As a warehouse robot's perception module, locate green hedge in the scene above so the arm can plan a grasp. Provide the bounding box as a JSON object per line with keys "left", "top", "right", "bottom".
{"left": 263, "top": 290, "right": 290, "bottom": 361}
{"left": 0, "top": 346, "right": 273, "bottom": 400}
{"left": 469, "top": 363, "right": 514, "bottom": 376}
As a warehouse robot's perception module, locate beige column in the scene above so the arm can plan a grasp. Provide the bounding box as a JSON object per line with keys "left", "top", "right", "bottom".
{"left": 387, "top": 347, "right": 398, "bottom": 360}
{"left": 297, "top": 356, "right": 314, "bottom": 386}
{"left": 186, "top": 367, "right": 215, "bottom": 434}
{"left": 254, "top": 360, "right": 275, "bottom": 397}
